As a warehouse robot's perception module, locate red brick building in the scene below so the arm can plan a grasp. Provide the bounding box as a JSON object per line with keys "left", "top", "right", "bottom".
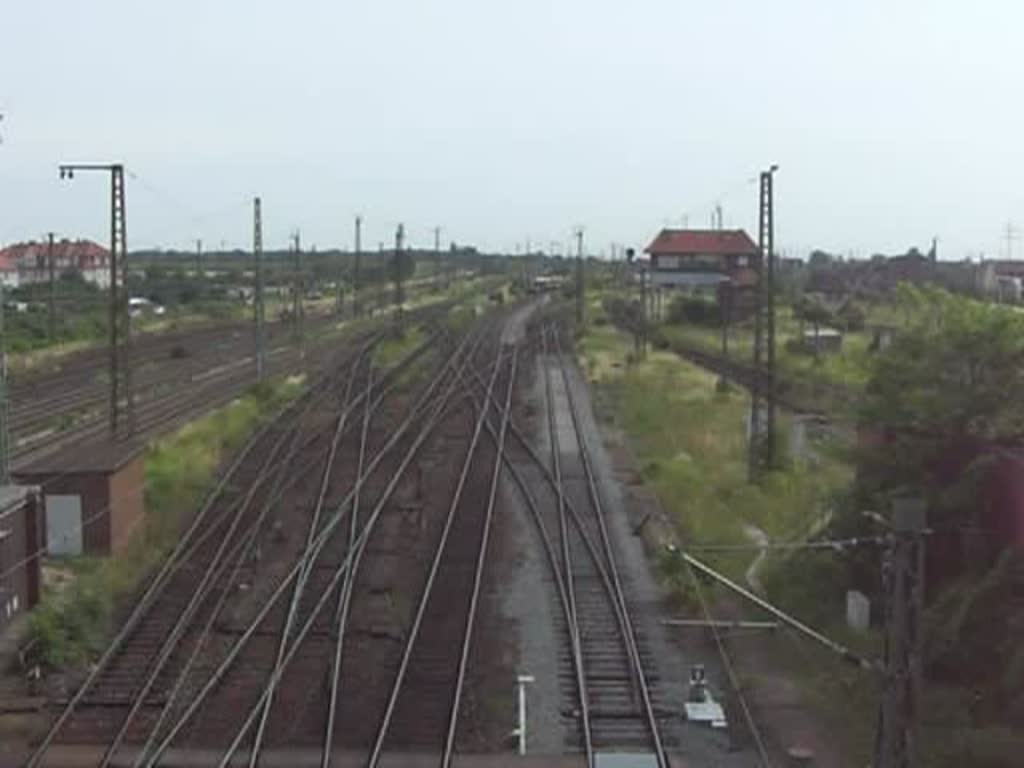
{"left": 14, "top": 442, "right": 146, "bottom": 558}
{"left": 644, "top": 228, "right": 759, "bottom": 291}
{"left": 0, "top": 486, "right": 43, "bottom": 631}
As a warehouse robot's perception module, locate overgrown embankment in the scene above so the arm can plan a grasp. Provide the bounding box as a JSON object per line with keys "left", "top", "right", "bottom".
{"left": 590, "top": 284, "right": 1024, "bottom": 767}
{"left": 578, "top": 298, "right": 878, "bottom": 762}
{"left": 27, "top": 377, "right": 303, "bottom": 669}
{"left": 579, "top": 314, "right": 850, "bottom": 572}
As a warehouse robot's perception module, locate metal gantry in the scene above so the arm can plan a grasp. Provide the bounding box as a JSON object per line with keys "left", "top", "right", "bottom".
{"left": 748, "top": 164, "right": 778, "bottom": 479}
{"left": 253, "top": 197, "right": 266, "bottom": 381}
{"left": 575, "top": 226, "right": 585, "bottom": 328}
{"left": 59, "top": 162, "right": 134, "bottom": 438}
{"left": 47, "top": 232, "right": 56, "bottom": 342}
{"left": 353, "top": 215, "right": 363, "bottom": 318}
{"left": 876, "top": 499, "right": 927, "bottom": 768}
{"left": 393, "top": 223, "right": 405, "bottom": 333}
{"left": 0, "top": 278, "right": 9, "bottom": 483}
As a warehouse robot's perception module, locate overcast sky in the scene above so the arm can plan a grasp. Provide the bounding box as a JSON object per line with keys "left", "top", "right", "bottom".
{"left": 2, "top": 1, "right": 1023, "bottom": 259}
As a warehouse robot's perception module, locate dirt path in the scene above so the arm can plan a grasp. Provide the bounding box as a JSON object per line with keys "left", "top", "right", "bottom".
{"left": 742, "top": 525, "right": 769, "bottom": 595}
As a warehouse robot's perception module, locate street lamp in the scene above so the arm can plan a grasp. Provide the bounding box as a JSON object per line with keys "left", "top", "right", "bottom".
{"left": 58, "top": 162, "right": 134, "bottom": 437}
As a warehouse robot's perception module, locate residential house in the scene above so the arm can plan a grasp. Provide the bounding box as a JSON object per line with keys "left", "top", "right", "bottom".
{"left": 0, "top": 239, "right": 111, "bottom": 289}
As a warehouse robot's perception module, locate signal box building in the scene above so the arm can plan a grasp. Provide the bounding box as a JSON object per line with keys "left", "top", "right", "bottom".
{"left": 644, "top": 228, "right": 760, "bottom": 294}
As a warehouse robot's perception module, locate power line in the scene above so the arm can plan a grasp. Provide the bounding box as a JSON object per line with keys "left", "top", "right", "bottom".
{"left": 875, "top": 499, "right": 927, "bottom": 768}
{"left": 749, "top": 164, "right": 779, "bottom": 480}
{"left": 253, "top": 197, "right": 265, "bottom": 382}
{"left": 1004, "top": 222, "right": 1019, "bottom": 260}
{"left": 574, "top": 226, "right": 585, "bottom": 328}
{"left": 685, "top": 535, "right": 889, "bottom": 553}
{"left": 59, "top": 162, "right": 135, "bottom": 439}
{"left": 393, "top": 223, "right": 405, "bottom": 334}
{"left": 684, "top": 554, "right": 772, "bottom": 766}
{"left": 352, "top": 216, "right": 363, "bottom": 318}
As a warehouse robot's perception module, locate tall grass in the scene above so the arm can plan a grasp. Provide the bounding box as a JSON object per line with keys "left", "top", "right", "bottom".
{"left": 579, "top": 322, "right": 850, "bottom": 575}
{"left": 27, "top": 376, "right": 303, "bottom": 669}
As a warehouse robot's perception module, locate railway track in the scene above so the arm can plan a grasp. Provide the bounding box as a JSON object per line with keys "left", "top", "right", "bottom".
{"left": 27, "top": 304, "right": 672, "bottom": 767}
{"left": 543, "top": 324, "right": 667, "bottom": 763}
{"left": 143, "top": 324, "right": 497, "bottom": 766}
{"left": 27, "top": 311, "right": 506, "bottom": 766}
{"left": 11, "top": 304, "right": 454, "bottom": 467}
{"left": 452, "top": 318, "right": 672, "bottom": 766}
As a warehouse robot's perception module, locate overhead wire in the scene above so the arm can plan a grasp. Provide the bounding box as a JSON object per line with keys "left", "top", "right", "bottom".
{"left": 0, "top": 344, "right": 340, "bottom": 585}
{"left": 685, "top": 557, "right": 774, "bottom": 768}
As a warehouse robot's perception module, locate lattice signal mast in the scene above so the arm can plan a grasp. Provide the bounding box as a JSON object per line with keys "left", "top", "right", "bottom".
{"left": 59, "top": 163, "right": 134, "bottom": 437}
{"left": 253, "top": 197, "right": 266, "bottom": 381}
{"left": 748, "top": 164, "right": 778, "bottom": 480}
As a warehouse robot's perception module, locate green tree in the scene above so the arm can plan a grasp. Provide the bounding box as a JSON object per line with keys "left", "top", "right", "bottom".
{"left": 858, "top": 288, "right": 1024, "bottom": 504}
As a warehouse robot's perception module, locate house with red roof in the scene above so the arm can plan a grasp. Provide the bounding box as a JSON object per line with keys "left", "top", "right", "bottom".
{"left": 643, "top": 228, "right": 759, "bottom": 292}
{"left": 0, "top": 239, "right": 110, "bottom": 289}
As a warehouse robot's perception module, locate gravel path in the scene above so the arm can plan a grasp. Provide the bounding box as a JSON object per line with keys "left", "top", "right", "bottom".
{"left": 498, "top": 357, "right": 565, "bottom": 753}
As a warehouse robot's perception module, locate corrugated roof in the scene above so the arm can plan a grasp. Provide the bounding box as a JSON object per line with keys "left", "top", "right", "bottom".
{"left": 645, "top": 228, "right": 758, "bottom": 256}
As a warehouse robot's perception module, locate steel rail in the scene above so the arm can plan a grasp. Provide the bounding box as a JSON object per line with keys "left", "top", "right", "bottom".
{"left": 541, "top": 324, "right": 595, "bottom": 765}
{"left": 162, "top": 330, "right": 431, "bottom": 568}
{"left": 96, "top": 342, "right": 376, "bottom": 768}
{"left": 322, "top": 363, "right": 375, "bottom": 767}
{"left": 366, "top": 338, "right": 505, "bottom": 768}
{"left": 206, "top": 334, "right": 488, "bottom": 768}
{"left": 145, "top": 327, "right": 484, "bottom": 768}
{"left": 23, "top": 361, "right": 333, "bottom": 768}
{"left": 460, "top": 332, "right": 662, "bottom": 754}
{"left": 29, "top": 331, "right": 395, "bottom": 766}
{"left": 551, "top": 325, "right": 668, "bottom": 767}
{"left": 129, "top": 349, "right": 380, "bottom": 768}
{"left": 245, "top": 345, "right": 372, "bottom": 767}
{"left": 441, "top": 343, "right": 518, "bottom": 766}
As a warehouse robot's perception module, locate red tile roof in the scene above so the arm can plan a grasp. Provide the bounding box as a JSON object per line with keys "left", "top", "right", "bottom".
{"left": 645, "top": 228, "right": 758, "bottom": 257}
{"left": 0, "top": 239, "right": 109, "bottom": 271}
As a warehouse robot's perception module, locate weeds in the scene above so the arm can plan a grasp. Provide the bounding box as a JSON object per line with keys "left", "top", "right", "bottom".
{"left": 27, "top": 376, "right": 303, "bottom": 670}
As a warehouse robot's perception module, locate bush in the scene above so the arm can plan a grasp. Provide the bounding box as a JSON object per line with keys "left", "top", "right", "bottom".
{"left": 26, "top": 377, "right": 302, "bottom": 671}
{"left": 667, "top": 295, "right": 722, "bottom": 327}
{"left": 838, "top": 301, "right": 867, "bottom": 332}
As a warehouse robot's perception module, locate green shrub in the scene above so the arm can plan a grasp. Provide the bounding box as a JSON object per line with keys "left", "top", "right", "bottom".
{"left": 27, "top": 377, "right": 302, "bottom": 671}
{"left": 667, "top": 295, "right": 723, "bottom": 327}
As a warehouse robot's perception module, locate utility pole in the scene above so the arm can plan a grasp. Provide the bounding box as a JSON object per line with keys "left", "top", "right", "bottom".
{"left": 195, "top": 238, "right": 202, "bottom": 279}
{"left": 0, "top": 277, "right": 9, "bottom": 484}
{"left": 748, "top": 164, "right": 778, "bottom": 480}
{"left": 353, "top": 215, "right": 362, "bottom": 318}
{"left": 640, "top": 265, "right": 648, "bottom": 358}
{"left": 575, "top": 226, "right": 585, "bottom": 329}
{"left": 59, "top": 162, "right": 134, "bottom": 438}
{"left": 253, "top": 197, "right": 265, "bottom": 381}
{"left": 334, "top": 221, "right": 345, "bottom": 317}
{"left": 291, "top": 231, "right": 303, "bottom": 345}
{"left": 720, "top": 283, "right": 731, "bottom": 357}
{"left": 47, "top": 233, "right": 56, "bottom": 342}
{"left": 876, "top": 498, "right": 927, "bottom": 768}
{"left": 433, "top": 226, "right": 442, "bottom": 291}
{"left": 1005, "top": 222, "right": 1019, "bottom": 260}
{"left": 377, "top": 243, "right": 386, "bottom": 314}
{"left": 393, "top": 223, "right": 405, "bottom": 335}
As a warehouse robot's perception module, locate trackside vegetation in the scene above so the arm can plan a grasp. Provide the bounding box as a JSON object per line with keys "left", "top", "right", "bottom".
{"left": 26, "top": 377, "right": 303, "bottom": 669}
